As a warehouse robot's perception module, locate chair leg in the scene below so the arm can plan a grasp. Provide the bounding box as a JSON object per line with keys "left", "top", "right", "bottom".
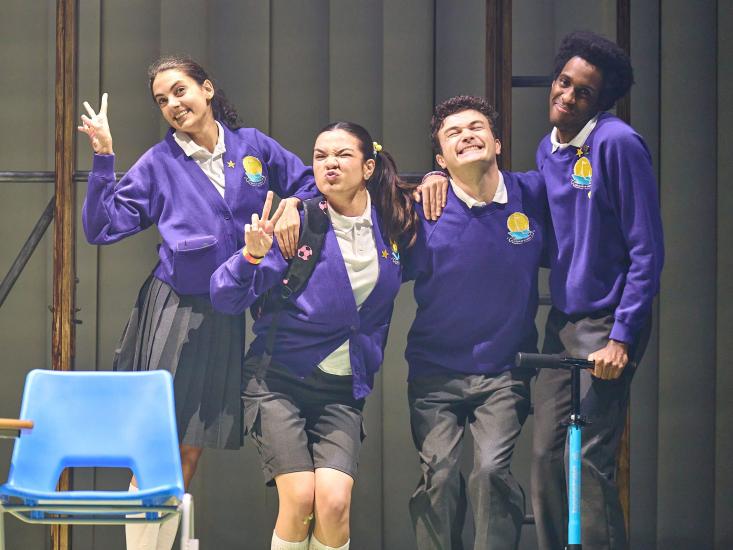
{"left": 0, "top": 509, "right": 5, "bottom": 550}
{"left": 179, "top": 493, "right": 198, "bottom": 550}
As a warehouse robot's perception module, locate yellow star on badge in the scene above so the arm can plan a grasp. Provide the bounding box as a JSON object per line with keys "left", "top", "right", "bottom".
{"left": 576, "top": 148, "right": 584, "bottom": 157}
{"left": 381, "top": 249, "right": 389, "bottom": 258}
{"left": 227, "top": 160, "right": 235, "bottom": 168}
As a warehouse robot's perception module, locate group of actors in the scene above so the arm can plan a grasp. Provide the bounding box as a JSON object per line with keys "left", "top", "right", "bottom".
{"left": 77, "top": 30, "right": 663, "bottom": 550}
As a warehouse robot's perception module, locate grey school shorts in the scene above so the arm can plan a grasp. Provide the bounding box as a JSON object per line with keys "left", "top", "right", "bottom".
{"left": 242, "top": 356, "right": 366, "bottom": 485}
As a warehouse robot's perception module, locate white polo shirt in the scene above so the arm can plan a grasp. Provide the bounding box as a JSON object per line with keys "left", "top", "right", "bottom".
{"left": 318, "top": 193, "right": 379, "bottom": 376}
{"left": 174, "top": 121, "right": 227, "bottom": 197}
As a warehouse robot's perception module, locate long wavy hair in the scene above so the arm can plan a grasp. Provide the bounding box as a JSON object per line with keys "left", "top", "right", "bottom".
{"left": 147, "top": 55, "right": 242, "bottom": 130}
{"left": 317, "top": 121, "right": 419, "bottom": 248}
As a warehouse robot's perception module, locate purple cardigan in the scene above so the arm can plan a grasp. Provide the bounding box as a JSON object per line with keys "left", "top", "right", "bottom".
{"left": 82, "top": 124, "right": 317, "bottom": 295}
{"left": 536, "top": 113, "right": 664, "bottom": 343}
{"left": 210, "top": 204, "right": 402, "bottom": 399}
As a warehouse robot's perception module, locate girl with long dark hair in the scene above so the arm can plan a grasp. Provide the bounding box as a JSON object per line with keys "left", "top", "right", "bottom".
{"left": 78, "top": 55, "right": 316, "bottom": 550}
{"left": 211, "top": 122, "right": 417, "bottom": 550}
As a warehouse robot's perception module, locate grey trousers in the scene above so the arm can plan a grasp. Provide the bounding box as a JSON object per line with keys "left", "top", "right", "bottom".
{"left": 408, "top": 369, "right": 531, "bottom": 550}
{"left": 531, "top": 307, "right": 650, "bottom": 550}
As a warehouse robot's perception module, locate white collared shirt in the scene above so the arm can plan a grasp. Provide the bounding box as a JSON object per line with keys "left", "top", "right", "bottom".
{"left": 173, "top": 121, "right": 227, "bottom": 197}
{"left": 550, "top": 114, "right": 599, "bottom": 153}
{"left": 450, "top": 171, "right": 508, "bottom": 208}
{"left": 319, "top": 193, "right": 379, "bottom": 376}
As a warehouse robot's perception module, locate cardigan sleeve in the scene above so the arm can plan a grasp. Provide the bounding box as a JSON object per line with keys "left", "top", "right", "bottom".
{"left": 209, "top": 240, "right": 289, "bottom": 315}
{"left": 603, "top": 132, "right": 665, "bottom": 343}
{"left": 82, "top": 153, "right": 155, "bottom": 244}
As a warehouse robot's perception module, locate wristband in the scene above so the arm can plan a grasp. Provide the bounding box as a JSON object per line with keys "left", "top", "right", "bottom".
{"left": 421, "top": 170, "right": 448, "bottom": 184}
{"left": 242, "top": 246, "right": 263, "bottom": 265}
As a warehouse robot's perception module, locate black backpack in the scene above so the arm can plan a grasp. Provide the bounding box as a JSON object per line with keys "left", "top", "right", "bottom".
{"left": 254, "top": 196, "right": 331, "bottom": 376}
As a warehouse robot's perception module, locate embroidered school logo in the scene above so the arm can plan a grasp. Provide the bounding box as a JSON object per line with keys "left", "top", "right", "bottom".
{"left": 571, "top": 156, "right": 592, "bottom": 189}
{"left": 390, "top": 241, "right": 400, "bottom": 265}
{"left": 242, "top": 156, "right": 266, "bottom": 187}
{"left": 381, "top": 241, "right": 400, "bottom": 265}
{"left": 506, "top": 212, "right": 534, "bottom": 244}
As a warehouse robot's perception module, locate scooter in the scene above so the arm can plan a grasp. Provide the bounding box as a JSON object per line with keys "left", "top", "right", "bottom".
{"left": 515, "top": 352, "right": 593, "bottom": 550}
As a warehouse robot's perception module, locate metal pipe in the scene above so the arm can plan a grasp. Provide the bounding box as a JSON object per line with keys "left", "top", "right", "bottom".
{"left": 0, "top": 196, "right": 55, "bottom": 309}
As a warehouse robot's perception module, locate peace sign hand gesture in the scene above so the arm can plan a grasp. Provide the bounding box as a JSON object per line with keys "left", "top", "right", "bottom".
{"left": 77, "top": 93, "right": 114, "bottom": 155}
{"left": 244, "top": 191, "right": 288, "bottom": 259}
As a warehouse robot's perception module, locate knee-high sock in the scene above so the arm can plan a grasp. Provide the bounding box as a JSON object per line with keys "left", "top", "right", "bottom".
{"left": 125, "top": 483, "right": 160, "bottom": 550}
{"left": 156, "top": 514, "right": 180, "bottom": 550}
{"left": 308, "top": 535, "right": 349, "bottom": 550}
{"left": 271, "top": 531, "right": 309, "bottom": 550}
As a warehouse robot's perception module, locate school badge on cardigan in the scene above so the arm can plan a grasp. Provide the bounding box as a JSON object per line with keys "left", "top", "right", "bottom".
{"left": 570, "top": 145, "right": 592, "bottom": 189}
{"left": 242, "top": 156, "right": 267, "bottom": 186}
{"left": 389, "top": 241, "right": 400, "bottom": 265}
{"left": 506, "top": 212, "right": 534, "bottom": 244}
{"left": 381, "top": 241, "right": 400, "bottom": 265}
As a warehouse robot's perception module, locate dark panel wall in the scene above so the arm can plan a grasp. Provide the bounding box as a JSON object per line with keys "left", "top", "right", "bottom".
{"left": 658, "top": 1, "right": 717, "bottom": 548}
{"left": 716, "top": 1, "right": 732, "bottom": 548}
{"left": 0, "top": 1, "right": 729, "bottom": 549}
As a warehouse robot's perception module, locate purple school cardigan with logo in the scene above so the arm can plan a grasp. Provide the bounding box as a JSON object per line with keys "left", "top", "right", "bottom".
{"left": 404, "top": 170, "right": 548, "bottom": 379}
{"left": 210, "top": 205, "right": 402, "bottom": 399}
{"left": 536, "top": 113, "right": 664, "bottom": 344}
{"left": 82, "top": 124, "right": 317, "bottom": 295}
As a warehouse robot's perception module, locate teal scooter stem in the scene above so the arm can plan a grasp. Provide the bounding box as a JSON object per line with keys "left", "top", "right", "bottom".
{"left": 515, "top": 353, "right": 592, "bottom": 550}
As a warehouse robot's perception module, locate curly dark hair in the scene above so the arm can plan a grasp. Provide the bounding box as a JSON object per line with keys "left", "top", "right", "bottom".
{"left": 147, "top": 55, "right": 242, "bottom": 130}
{"left": 430, "top": 95, "right": 499, "bottom": 153}
{"left": 553, "top": 31, "right": 634, "bottom": 111}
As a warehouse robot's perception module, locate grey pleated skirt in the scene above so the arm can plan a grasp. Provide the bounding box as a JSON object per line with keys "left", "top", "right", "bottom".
{"left": 114, "top": 275, "right": 245, "bottom": 449}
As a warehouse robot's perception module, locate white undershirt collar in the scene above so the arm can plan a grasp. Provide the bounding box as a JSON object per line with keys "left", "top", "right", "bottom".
{"left": 450, "top": 171, "right": 507, "bottom": 209}
{"left": 174, "top": 122, "right": 227, "bottom": 197}
{"left": 551, "top": 114, "right": 599, "bottom": 153}
{"left": 174, "top": 121, "right": 226, "bottom": 160}
{"left": 328, "top": 192, "right": 373, "bottom": 232}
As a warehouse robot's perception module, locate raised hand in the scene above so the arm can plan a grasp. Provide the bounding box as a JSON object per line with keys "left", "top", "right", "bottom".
{"left": 77, "top": 93, "right": 113, "bottom": 155}
{"left": 244, "top": 191, "right": 287, "bottom": 259}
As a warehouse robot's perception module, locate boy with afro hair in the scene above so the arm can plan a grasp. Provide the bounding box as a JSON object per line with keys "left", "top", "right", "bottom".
{"left": 532, "top": 30, "right": 664, "bottom": 550}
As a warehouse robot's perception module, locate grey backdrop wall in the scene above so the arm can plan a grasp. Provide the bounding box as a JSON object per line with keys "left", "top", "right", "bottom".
{"left": 0, "top": 1, "right": 730, "bottom": 548}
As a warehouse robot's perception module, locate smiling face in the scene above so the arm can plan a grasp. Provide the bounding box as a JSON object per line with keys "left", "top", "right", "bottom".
{"left": 151, "top": 69, "right": 215, "bottom": 137}
{"left": 549, "top": 56, "right": 604, "bottom": 142}
{"left": 313, "top": 129, "right": 375, "bottom": 201}
{"left": 435, "top": 109, "right": 501, "bottom": 173}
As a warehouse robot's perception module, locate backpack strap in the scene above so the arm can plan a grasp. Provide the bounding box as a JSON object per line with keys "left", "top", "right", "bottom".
{"left": 256, "top": 197, "right": 330, "bottom": 377}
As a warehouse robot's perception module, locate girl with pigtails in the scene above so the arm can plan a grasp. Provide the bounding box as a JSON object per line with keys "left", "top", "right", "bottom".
{"left": 78, "top": 55, "right": 317, "bottom": 550}
{"left": 210, "top": 122, "right": 418, "bottom": 550}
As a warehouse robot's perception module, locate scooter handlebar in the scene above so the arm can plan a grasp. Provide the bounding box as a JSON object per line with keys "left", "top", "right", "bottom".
{"left": 515, "top": 352, "right": 594, "bottom": 370}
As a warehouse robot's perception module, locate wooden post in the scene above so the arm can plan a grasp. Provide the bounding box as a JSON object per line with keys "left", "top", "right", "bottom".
{"left": 616, "top": 0, "right": 632, "bottom": 537}
{"left": 485, "top": 0, "right": 512, "bottom": 170}
{"left": 52, "top": 0, "right": 77, "bottom": 549}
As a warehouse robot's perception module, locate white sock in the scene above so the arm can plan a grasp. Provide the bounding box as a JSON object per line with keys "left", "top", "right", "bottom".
{"left": 125, "top": 483, "right": 160, "bottom": 550}
{"left": 271, "top": 530, "right": 309, "bottom": 550}
{"left": 156, "top": 514, "right": 180, "bottom": 550}
{"left": 308, "top": 534, "right": 350, "bottom": 550}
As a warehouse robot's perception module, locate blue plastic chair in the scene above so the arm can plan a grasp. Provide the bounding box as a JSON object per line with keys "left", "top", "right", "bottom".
{"left": 0, "top": 369, "right": 198, "bottom": 550}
